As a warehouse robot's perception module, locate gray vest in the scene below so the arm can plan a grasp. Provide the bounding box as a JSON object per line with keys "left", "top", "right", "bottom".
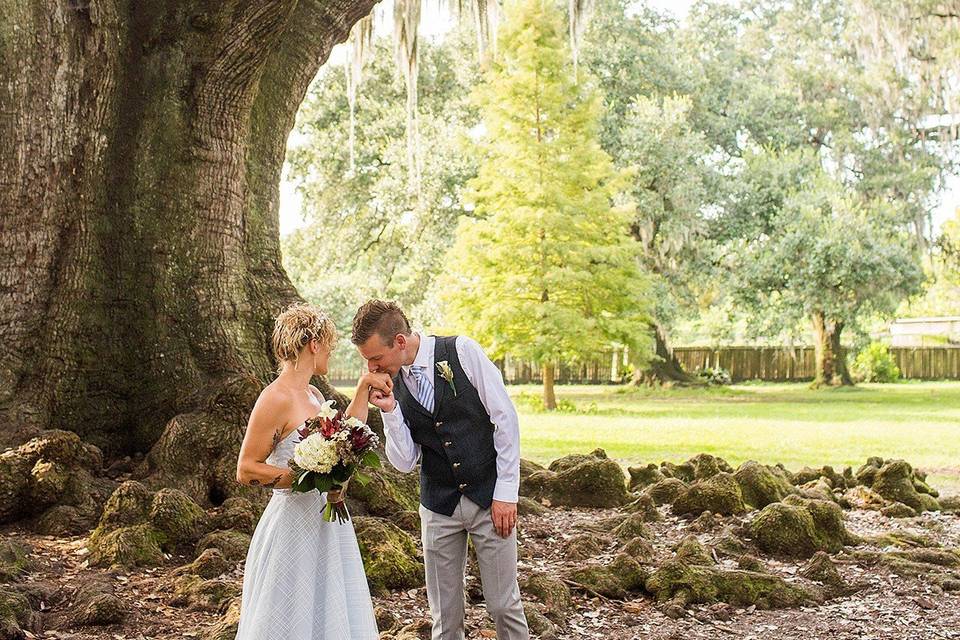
{"left": 394, "top": 336, "right": 498, "bottom": 516}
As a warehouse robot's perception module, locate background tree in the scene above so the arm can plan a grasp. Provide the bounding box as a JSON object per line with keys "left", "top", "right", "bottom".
{"left": 581, "top": 0, "right": 712, "bottom": 384}
{"left": 283, "top": 32, "right": 480, "bottom": 337}
{"left": 693, "top": 0, "right": 939, "bottom": 384}
{"left": 727, "top": 151, "right": 923, "bottom": 386}
{"left": 613, "top": 95, "right": 714, "bottom": 384}
{"left": 440, "top": 0, "right": 652, "bottom": 410}
{"left": 900, "top": 209, "right": 960, "bottom": 319}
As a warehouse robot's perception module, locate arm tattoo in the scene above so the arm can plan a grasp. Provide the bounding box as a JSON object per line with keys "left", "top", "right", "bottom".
{"left": 250, "top": 479, "right": 260, "bottom": 486}
{"left": 269, "top": 428, "right": 283, "bottom": 453}
{"left": 263, "top": 474, "right": 283, "bottom": 489}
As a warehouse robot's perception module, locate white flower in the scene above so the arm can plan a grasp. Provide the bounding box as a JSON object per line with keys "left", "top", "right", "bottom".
{"left": 293, "top": 433, "right": 340, "bottom": 474}
{"left": 316, "top": 399, "right": 338, "bottom": 421}
{"left": 436, "top": 360, "right": 458, "bottom": 396}
{"left": 345, "top": 416, "right": 365, "bottom": 429}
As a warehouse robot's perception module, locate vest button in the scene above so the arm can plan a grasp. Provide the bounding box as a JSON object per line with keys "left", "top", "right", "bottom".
{"left": 443, "top": 441, "right": 452, "bottom": 447}
{"left": 452, "top": 462, "right": 461, "bottom": 468}
{"left": 458, "top": 483, "right": 467, "bottom": 490}
{"left": 435, "top": 421, "right": 443, "bottom": 428}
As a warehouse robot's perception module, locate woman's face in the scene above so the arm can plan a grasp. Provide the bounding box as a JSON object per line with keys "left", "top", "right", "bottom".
{"left": 311, "top": 340, "right": 333, "bottom": 376}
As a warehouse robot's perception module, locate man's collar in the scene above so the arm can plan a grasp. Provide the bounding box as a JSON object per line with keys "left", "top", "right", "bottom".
{"left": 402, "top": 333, "right": 434, "bottom": 373}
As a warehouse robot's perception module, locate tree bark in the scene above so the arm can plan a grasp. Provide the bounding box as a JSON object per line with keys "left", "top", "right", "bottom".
{"left": 810, "top": 311, "right": 853, "bottom": 388}
{"left": 0, "top": 0, "right": 380, "bottom": 506}
{"left": 542, "top": 362, "right": 557, "bottom": 411}
{"left": 635, "top": 321, "right": 701, "bottom": 385}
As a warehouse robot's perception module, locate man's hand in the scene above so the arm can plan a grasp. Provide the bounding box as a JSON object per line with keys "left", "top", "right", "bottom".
{"left": 369, "top": 388, "right": 397, "bottom": 413}
{"left": 491, "top": 499, "right": 517, "bottom": 538}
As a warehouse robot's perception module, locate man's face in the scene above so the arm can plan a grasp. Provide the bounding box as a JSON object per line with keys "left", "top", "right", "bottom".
{"left": 357, "top": 333, "right": 407, "bottom": 377}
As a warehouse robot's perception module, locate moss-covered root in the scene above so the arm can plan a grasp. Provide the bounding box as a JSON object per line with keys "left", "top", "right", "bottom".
{"left": 749, "top": 498, "right": 859, "bottom": 559}
{"left": 734, "top": 461, "right": 797, "bottom": 509}
{"left": 71, "top": 578, "right": 129, "bottom": 625}
{"left": 567, "top": 553, "right": 648, "bottom": 599}
{"left": 149, "top": 488, "right": 212, "bottom": 549}
{"left": 88, "top": 524, "right": 166, "bottom": 569}
{"left": 0, "top": 587, "right": 40, "bottom": 638}
{"left": 623, "top": 492, "right": 662, "bottom": 522}
{"left": 853, "top": 548, "right": 960, "bottom": 588}
{"left": 563, "top": 534, "right": 609, "bottom": 562}
{"left": 0, "top": 539, "right": 33, "bottom": 582}
{"left": 347, "top": 466, "right": 420, "bottom": 517}
{"left": 672, "top": 472, "right": 746, "bottom": 517}
{"left": 527, "top": 450, "right": 630, "bottom": 508}
{"left": 353, "top": 517, "right": 424, "bottom": 595}
{"left": 799, "top": 551, "right": 861, "bottom": 597}
{"left": 195, "top": 530, "right": 252, "bottom": 562}
{"left": 674, "top": 535, "right": 715, "bottom": 566}
{"left": 613, "top": 513, "right": 654, "bottom": 541}
{"left": 645, "top": 558, "right": 822, "bottom": 613}
{"left": 202, "top": 597, "right": 241, "bottom": 640}
{"left": 645, "top": 478, "right": 687, "bottom": 506}
{"left": 627, "top": 463, "right": 665, "bottom": 491}
{"left": 870, "top": 460, "right": 940, "bottom": 512}
{"left": 170, "top": 575, "right": 241, "bottom": 612}
{"left": 1, "top": 430, "right": 112, "bottom": 532}
{"left": 172, "top": 548, "right": 234, "bottom": 580}
{"left": 522, "top": 572, "right": 572, "bottom": 622}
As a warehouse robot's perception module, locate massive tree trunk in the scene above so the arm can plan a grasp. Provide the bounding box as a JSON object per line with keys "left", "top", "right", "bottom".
{"left": 635, "top": 321, "right": 701, "bottom": 385}
{"left": 810, "top": 311, "right": 853, "bottom": 388}
{"left": 0, "top": 0, "right": 380, "bottom": 507}
{"left": 541, "top": 362, "right": 557, "bottom": 411}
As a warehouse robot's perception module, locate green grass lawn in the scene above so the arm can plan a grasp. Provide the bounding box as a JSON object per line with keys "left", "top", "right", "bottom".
{"left": 337, "top": 380, "right": 960, "bottom": 495}
{"left": 508, "top": 381, "right": 960, "bottom": 496}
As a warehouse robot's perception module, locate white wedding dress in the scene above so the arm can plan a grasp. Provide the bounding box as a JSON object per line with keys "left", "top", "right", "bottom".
{"left": 236, "top": 414, "right": 379, "bottom": 639}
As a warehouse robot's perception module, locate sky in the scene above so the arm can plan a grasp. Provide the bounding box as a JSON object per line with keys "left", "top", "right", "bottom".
{"left": 278, "top": 0, "right": 958, "bottom": 237}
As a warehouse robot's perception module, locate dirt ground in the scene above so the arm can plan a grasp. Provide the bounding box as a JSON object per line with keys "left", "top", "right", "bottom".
{"left": 6, "top": 501, "right": 960, "bottom": 640}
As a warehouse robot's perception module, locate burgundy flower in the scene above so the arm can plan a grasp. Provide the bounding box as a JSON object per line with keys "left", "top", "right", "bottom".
{"left": 319, "top": 417, "right": 339, "bottom": 439}
{"left": 349, "top": 426, "right": 373, "bottom": 451}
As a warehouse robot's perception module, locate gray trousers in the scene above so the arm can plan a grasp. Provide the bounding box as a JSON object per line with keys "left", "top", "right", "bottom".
{"left": 419, "top": 497, "right": 529, "bottom": 640}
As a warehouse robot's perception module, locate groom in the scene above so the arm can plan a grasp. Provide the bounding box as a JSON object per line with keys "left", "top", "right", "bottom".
{"left": 351, "top": 300, "right": 529, "bottom": 640}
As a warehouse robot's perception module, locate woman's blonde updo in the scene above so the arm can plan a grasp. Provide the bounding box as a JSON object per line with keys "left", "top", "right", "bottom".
{"left": 271, "top": 303, "right": 337, "bottom": 371}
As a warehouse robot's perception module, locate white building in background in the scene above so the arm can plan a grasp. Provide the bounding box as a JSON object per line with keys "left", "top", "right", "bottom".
{"left": 890, "top": 317, "right": 960, "bottom": 347}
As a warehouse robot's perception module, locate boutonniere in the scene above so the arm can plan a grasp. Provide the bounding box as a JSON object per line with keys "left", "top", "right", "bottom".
{"left": 436, "top": 361, "right": 457, "bottom": 396}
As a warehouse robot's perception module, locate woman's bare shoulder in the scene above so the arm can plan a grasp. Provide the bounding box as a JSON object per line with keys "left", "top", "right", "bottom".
{"left": 252, "top": 381, "right": 295, "bottom": 415}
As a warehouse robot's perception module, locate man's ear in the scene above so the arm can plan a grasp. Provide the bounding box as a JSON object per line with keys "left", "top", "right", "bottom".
{"left": 395, "top": 334, "right": 407, "bottom": 351}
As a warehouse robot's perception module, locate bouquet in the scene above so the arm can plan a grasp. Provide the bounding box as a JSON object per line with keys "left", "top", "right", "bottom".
{"left": 288, "top": 400, "right": 381, "bottom": 523}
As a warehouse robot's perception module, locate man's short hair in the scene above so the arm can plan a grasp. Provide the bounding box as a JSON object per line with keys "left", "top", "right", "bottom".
{"left": 351, "top": 299, "right": 412, "bottom": 346}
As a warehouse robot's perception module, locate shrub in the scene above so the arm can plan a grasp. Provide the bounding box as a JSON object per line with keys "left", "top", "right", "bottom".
{"left": 852, "top": 342, "right": 900, "bottom": 383}
{"left": 696, "top": 366, "right": 732, "bottom": 386}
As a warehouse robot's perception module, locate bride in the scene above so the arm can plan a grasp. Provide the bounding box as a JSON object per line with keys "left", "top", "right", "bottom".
{"left": 235, "top": 303, "right": 390, "bottom": 639}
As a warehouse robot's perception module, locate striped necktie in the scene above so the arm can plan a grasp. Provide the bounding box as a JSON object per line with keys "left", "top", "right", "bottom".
{"left": 410, "top": 365, "right": 434, "bottom": 413}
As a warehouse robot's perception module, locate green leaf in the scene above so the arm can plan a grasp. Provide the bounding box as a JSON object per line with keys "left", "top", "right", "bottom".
{"left": 361, "top": 451, "right": 382, "bottom": 468}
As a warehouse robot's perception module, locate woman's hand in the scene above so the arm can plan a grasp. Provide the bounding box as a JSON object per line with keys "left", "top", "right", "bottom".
{"left": 346, "top": 372, "right": 392, "bottom": 422}
{"left": 359, "top": 372, "right": 393, "bottom": 395}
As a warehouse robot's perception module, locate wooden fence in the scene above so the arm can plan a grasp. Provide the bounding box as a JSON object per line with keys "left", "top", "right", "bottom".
{"left": 326, "top": 346, "right": 960, "bottom": 385}
{"left": 673, "top": 346, "right": 814, "bottom": 381}
{"left": 673, "top": 346, "right": 960, "bottom": 382}
{"left": 326, "top": 352, "right": 621, "bottom": 386}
